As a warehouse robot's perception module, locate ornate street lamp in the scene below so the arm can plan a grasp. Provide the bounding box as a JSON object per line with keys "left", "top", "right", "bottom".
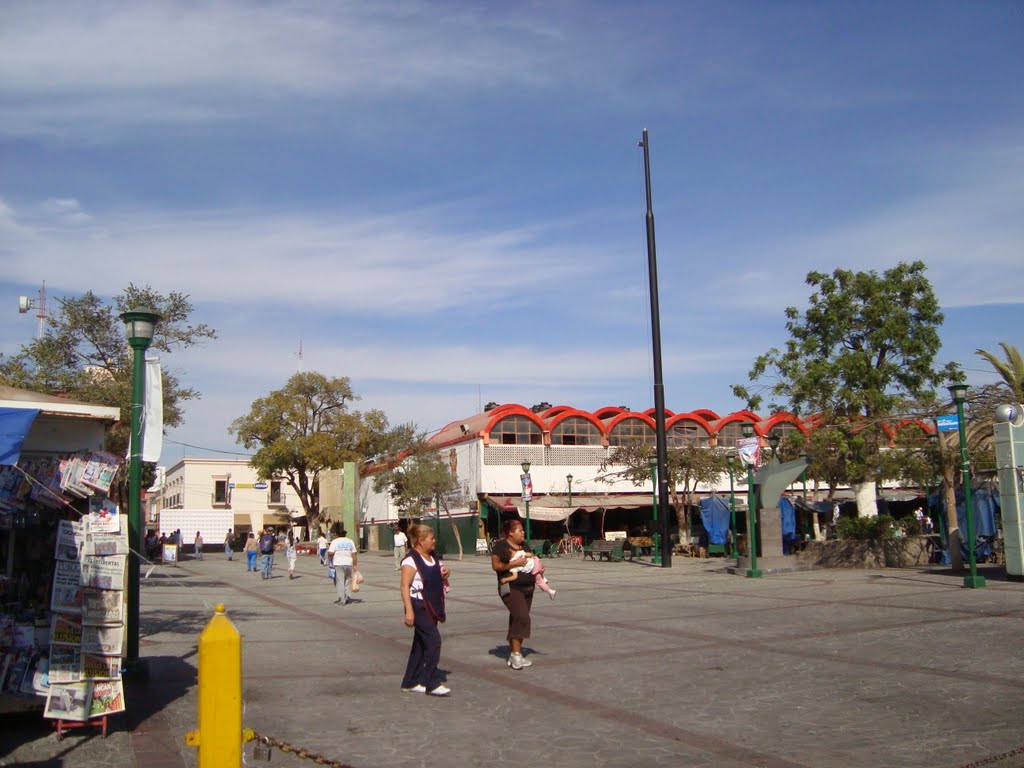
{"left": 120, "top": 307, "right": 161, "bottom": 664}
{"left": 741, "top": 422, "right": 763, "bottom": 578}
{"left": 726, "top": 453, "right": 739, "bottom": 558}
{"left": 521, "top": 460, "right": 532, "bottom": 541}
{"left": 768, "top": 431, "right": 781, "bottom": 462}
{"left": 948, "top": 384, "right": 985, "bottom": 588}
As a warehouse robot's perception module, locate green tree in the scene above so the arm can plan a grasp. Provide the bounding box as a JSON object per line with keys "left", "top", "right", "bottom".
{"left": 0, "top": 286, "right": 216, "bottom": 498}
{"left": 600, "top": 443, "right": 726, "bottom": 535}
{"left": 371, "top": 446, "right": 467, "bottom": 560}
{"left": 975, "top": 342, "right": 1024, "bottom": 403}
{"left": 733, "top": 261, "right": 959, "bottom": 517}
{"left": 230, "top": 372, "right": 411, "bottom": 536}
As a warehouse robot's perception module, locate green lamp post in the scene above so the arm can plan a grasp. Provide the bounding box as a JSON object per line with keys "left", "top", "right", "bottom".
{"left": 741, "top": 422, "right": 763, "bottom": 578}
{"left": 120, "top": 307, "right": 161, "bottom": 664}
{"left": 948, "top": 383, "right": 985, "bottom": 589}
{"left": 521, "top": 460, "right": 532, "bottom": 542}
{"left": 649, "top": 456, "right": 661, "bottom": 564}
{"left": 768, "top": 430, "right": 780, "bottom": 463}
{"left": 566, "top": 473, "right": 573, "bottom": 510}
{"left": 726, "top": 453, "right": 739, "bottom": 558}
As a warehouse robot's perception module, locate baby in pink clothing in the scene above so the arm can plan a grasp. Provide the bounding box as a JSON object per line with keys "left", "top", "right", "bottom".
{"left": 500, "top": 548, "right": 557, "bottom": 599}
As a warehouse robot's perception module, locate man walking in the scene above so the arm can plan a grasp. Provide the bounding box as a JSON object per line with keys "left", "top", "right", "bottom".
{"left": 224, "top": 529, "right": 234, "bottom": 561}
{"left": 326, "top": 524, "right": 358, "bottom": 605}
{"left": 259, "top": 528, "right": 276, "bottom": 579}
{"left": 393, "top": 525, "right": 408, "bottom": 571}
{"left": 317, "top": 532, "right": 329, "bottom": 566}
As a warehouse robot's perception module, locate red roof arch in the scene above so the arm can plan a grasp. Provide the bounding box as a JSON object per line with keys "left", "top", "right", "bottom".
{"left": 666, "top": 412, "right": 715, "bottom": 435}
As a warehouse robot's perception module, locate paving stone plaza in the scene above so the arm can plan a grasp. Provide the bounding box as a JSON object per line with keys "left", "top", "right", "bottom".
{"left": 1, "top": 551, "right": 1022, "bottom": 768}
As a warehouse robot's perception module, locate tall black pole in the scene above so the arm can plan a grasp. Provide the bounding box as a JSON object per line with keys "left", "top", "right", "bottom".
{"left": 640, "top": 128, "right": 672, "bottom": 568}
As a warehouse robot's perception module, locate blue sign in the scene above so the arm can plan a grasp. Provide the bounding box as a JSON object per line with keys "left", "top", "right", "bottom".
{"left": 253, "top": 481, "right": 268, "bottom": 490}
{"left": 936, "top": 415, "right": 960, "bottom": 432}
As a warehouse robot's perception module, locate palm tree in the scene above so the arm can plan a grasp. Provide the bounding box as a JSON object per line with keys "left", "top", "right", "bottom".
{"left": 975, "top": 342, "right": 1024, "bottom": 402}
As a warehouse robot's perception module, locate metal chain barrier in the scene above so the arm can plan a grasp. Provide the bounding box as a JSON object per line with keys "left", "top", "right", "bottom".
{"left": 249, "top": 731, "right": 358, "bottom": 767}
{"left": 956, "top": 744, "right": 1024, "bottom": 768}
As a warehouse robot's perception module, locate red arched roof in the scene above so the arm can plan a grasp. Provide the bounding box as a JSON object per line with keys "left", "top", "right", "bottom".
{"left": 540, "top": 405, "right": 574, "bottom": 418}
{"left": 764, "top": 413, "right": 810, "bottom": 436}
{"left": 482, "top": 406, "right": 547, "bottom": 435}
{"left": 547, "top": 409, "right": 606, "bottom": 433}
{"left": 714, "top": 412, "right": 764, "bottom": 436}
{"left": 666, "top": 412, "right": 714, "bottom": 434}
{"left": 642, "top": 407, "right": 676, "bottom": 418}
{"left": 894, "top": 419, "right": 935, "bottom": 436}
{"left": 593, "top": 406, "right": 626, "bottom": 420}
{"left": 690, "top": 408, "right": 720, "bottom": 421}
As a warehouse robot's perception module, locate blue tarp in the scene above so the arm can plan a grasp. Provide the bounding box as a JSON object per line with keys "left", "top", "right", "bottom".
{"left": 930, "top": 487, "right": 1000, "bottom": 561}
{"left": 0, "top": 408, "right": 39, "bottom": 466}
{"left": 780, "top": 496, "right": 798, "bottom": 554}
{"left": 698, "top": 495, "right": 731, "bottom": 545}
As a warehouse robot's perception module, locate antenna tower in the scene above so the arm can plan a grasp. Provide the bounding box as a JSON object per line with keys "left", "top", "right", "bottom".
{"left": 17, "top": 281, "right": 49, "bottom": 339}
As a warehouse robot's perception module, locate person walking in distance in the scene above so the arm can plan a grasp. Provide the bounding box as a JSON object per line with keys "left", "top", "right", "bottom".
{"left": 317, "top": 532, "right": 329, "bottom": 566}
{"left": 285, "top": 530, "right": 298, "bottom": 580}
{"left": 259, "top": 528, "right": 276, "bottom": 579}
{"left": 193, "top": 531, "right": 204, "bottom": 561}
{"left": 393, "top": 525, "right": 408, "bottom": 571}
{"left": 399, "top": 523, "right": 451, "bottom": 696}
{"left": 224, "top": 529, "right": 234, "bottom": 561}
{"left": 243, "top": 532, "right": 259, "bottom": 572}
{"left": 326, "top": 524, "right": 358, "bottom": 605}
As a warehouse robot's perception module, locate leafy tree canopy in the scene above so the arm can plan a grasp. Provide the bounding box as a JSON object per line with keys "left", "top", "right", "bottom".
{"left": 230, "top": 371, "right": 414, "bottom": 532}
{"left": 0, "top": 285, "right": 216, "bottom": 460}
{"left": 733, "top": 261, "right": 959, "bottom": 419}
{"left": 976, "top": 342, "right": 1023, "bottom": 403}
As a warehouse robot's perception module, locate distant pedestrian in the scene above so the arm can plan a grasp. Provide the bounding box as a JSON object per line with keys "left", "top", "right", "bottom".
{"left": 259, "top": 528, "right": 276, "bottom": 579}
{"left": 393, "top": 525, "right": 408, "bottom": 571}
{"left": 317, "top": 533, "right": 328, "bottom": 565}
{"left": 194, "top": 531, "right": 204, "bottom": 561}
{"left": 224, "top": 529, "right": 234, "bottom": 561}
{"left": 326, "top": 524, "right": 358, "bottom": 605}
{"left": 286, "top": 531, "right": 298, "bottom": 580}
{"left": 400, "top": 523, "right": 450, "bottom": 696}
{"left": 244, "top": 532, "right": 259, "bottom": 572}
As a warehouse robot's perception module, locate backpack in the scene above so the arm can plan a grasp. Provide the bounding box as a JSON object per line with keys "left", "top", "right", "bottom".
{"left": 259, "top": 534, "right": 275, "bottom": 554}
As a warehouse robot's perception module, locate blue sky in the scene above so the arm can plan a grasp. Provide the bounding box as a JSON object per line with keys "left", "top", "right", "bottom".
{"left": 2, "top": 1, "right": 1022, "bottom": 463}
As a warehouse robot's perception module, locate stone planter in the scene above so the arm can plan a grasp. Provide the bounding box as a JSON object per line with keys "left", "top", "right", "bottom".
{"left": 794, "top": 536, "right": 933, "bottom": 569}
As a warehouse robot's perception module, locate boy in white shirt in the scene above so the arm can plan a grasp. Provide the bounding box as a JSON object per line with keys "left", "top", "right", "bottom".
{"left": 326, "top": 525, "right": 358, "bottom": 605}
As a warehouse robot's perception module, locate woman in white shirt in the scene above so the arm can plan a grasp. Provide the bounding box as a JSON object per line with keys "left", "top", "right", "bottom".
{"left": 399, "top": 524, "right": 451, "bottom": 696}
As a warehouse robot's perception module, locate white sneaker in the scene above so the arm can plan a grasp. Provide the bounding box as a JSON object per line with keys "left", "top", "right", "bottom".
{"left": 426, "top": 685, "right": 450, "bottom": 696}
{"left": 509, "top": 653, "right": 523, "bottom": 670}
{"left": 519, "top": 655, "right": 533, "bottom": 667}
{"left": 548, "top": 588, "right": 557, "bottom": 599}
{"left": 401, "top": 684, "right": 426, "bottom": 693}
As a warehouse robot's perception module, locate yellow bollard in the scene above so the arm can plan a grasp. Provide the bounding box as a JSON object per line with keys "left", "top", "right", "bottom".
{"left": 184, "top": 603, "right": 242, "bottom": 766}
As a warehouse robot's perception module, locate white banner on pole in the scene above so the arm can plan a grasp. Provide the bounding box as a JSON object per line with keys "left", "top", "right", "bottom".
{"left": 141, "top": 353, "right": 163, "bottom": 462}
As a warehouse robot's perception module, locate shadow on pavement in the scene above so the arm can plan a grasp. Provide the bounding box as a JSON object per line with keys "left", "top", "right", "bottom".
{"left": 125, "top": 655, "right": 196, "bottom": 730}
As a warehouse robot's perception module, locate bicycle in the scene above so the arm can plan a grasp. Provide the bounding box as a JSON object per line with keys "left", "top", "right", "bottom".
{"left": 556, "top": 536, "right": 583, "bottom": 558}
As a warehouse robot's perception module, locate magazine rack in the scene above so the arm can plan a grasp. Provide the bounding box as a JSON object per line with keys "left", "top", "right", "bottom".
{"left": 54, "top": 715, "right": 109, "bottom": 740}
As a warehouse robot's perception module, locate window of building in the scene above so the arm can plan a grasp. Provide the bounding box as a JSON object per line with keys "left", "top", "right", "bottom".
{"left": 213, "top": 479, "right": 229, "bottom": 505}
{"left": 551, "top": 417, "right": 601, "bottom": 446}
{"left": 716, "top": 422, "right": 744, "bottom": 448}
{"left": 668, "top": 420, "right": 710, "bottom": 447}
{"left": 488, "top": 415, "right": 542, "bottom": 445}
{"left": 608, "top": 418, "right": 655, "bottom": 446}
{"left": 270, "top": 480, "right": 284, "bottom": 504}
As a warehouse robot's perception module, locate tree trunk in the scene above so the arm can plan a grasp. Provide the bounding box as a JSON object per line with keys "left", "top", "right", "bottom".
{"left": 811, "top": 480, "right": 823, "bottom": 541}
{"left": 852, "top": 482, "right": 878, "bottom": 517}
{"left": 438, "top": 497, "right": 463, "bottom": 561}
{"left": 942, "top": 465, "right": 965, "bottom": 571}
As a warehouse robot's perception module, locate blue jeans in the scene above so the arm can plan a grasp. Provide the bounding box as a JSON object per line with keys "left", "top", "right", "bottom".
{"left": 261, "top": 553, "right": 274, "bottom": 578}
{"left": 247, "top": 551, "right": 258, "bottom": 571}
{"left": 225, "top": 543, "right": 233, "bottom": 560}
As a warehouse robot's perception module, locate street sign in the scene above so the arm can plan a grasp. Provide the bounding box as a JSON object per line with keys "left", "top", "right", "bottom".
{"left": 936, "top": 415, "right": 960, "bottom": 432}
{"left": 253, "top": 482, "right": 268, "bottom": 490}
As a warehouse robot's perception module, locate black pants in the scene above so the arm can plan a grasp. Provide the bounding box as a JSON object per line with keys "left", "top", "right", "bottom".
{"left": 401, "top": 600, "right": 442, "bottom": 689}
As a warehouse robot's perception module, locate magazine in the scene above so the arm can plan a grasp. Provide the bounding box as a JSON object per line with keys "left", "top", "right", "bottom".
{"left": 81, "top": 452, "right": 120, "bottom": 496}
{"left": 81, "top": 589, "right": 124, "bottom": 626}
{"left": 48, "top": 647, "right": 82, "bottom": 684}
{"left": 44, "top": 682, "right": 91, "bottom": 721}
{"left": 55, "top": 519, "right": 84, "bottom": 562}
{"left": 81, "top": 625, "right": 123, "bottom": 657}
{"left": 86, "top": 495, "right": 121, "bottom": 533}
{"left": 89, "top": 679, "right": 126, "bottom": 718}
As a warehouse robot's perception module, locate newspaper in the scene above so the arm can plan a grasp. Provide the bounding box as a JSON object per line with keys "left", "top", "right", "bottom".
{"left": 50, "top": 614, "right": 83, "bottom": 647}
{"left": 44, "top": 682, "right": 91, "bottom": 721}
{"left": 48, "top": 647, "right": 82, "bottom": 684}
{"left": 81, "top": 555, "right": 126, "bottom": 590}
{"left": 81, "top": 529, "right": 129, "bottom": 557}
{"left": 81, "top": 589, "right": 124, "bottom": 626}
{"left": 55, "top": 519, "right": 83, "bottom": 562}
{"left": 81, "top": 452, "right": 120, "bottom": 496}
{"left": 89, "top": 679, "right": 126, "bottom": 718}
{"left": 80, "top": 652, "right": 121, "bottom": 681}
{"left": 81, "top": 625, "right": 123, "bottom": 657}
{"left": 51, "top": 560, "right": 83, "bottom": 614}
